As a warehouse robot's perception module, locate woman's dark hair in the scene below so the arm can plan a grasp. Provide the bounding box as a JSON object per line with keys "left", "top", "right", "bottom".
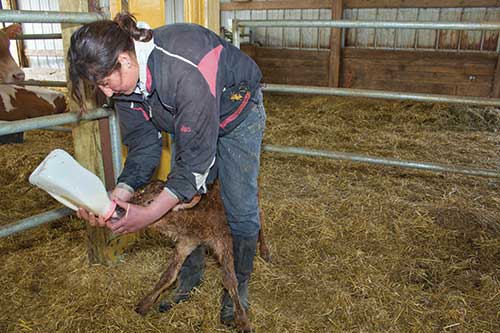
{"left": 67, "top": 12, "right": 152, "bottom": 111}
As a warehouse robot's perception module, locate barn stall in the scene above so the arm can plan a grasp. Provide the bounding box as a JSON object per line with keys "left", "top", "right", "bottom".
{"left": 1, "top": 1, "right": 500, "bottom": 332}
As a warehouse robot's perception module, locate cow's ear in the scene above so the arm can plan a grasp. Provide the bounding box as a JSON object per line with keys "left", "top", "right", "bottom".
{"left": 4, "top": 24, "right": 22, "bottom": 38}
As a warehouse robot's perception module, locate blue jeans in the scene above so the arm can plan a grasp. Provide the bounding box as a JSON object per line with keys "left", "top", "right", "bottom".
{"left": 217, "top": 88, "right": 266, "bottom": 237}
{"left": 171, "top": 89, "right": 266, "bottom": 237}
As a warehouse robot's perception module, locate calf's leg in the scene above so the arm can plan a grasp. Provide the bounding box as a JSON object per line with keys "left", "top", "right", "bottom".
{"left": 135, "top": 239, "right": 199, "bottom": 316}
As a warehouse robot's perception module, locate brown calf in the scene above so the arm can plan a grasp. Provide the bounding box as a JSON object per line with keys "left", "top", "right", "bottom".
{"left": 130, "top": 180, "right": 270, "bottom": 332}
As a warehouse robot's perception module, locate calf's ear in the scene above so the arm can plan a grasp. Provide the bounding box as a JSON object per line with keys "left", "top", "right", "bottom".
{"left": 4, "top": 24, "right": 22, "bottom": 38}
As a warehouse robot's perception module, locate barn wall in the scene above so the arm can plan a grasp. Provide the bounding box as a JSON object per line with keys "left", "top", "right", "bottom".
{"left": 229, "top": 1, "right": 500, "bottom": 97}
{"left": 241, "top": 45, "right": 497, "bottom": 97}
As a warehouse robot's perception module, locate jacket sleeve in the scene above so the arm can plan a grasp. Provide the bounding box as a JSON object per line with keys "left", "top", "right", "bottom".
{"left": 114, "top": 99, "right": 162, "bottom": 191}
{"left": 165, "top": 70, "right": 219, "bottom": 202}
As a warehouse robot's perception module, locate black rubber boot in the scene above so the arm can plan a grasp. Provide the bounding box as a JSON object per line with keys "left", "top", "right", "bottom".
{"left": 220, "top": 234, "right": 258, "bottom": 326}
{"left": 159, "top": 245, "right": 206, "bottom": 312}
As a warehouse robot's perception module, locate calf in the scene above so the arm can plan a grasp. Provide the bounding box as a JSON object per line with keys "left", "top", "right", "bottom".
{"left": 0, "top": 24, "right": 67, "bottom": 144}
{"left": 129, "top": 180, "right": 270, "bottom": 332}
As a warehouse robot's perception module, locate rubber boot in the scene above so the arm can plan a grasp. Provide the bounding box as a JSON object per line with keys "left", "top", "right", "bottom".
{"left": 220, "top": 234, "right": 258, "bottom": 326}
{"left": 159, "top": 245, "right": 206, "bottom": 312}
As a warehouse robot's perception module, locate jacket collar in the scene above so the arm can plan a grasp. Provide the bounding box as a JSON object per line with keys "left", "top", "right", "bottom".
{"left": 133, "top": 36, "right": 156, "bottom": 97}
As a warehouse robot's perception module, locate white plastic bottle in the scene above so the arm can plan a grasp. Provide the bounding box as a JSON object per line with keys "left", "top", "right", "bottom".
{"left": 29, "top": 149, "right": 117, "bottom": 220}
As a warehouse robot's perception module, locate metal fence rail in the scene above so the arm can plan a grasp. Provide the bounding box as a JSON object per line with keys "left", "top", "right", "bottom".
{"left": 262, "top": 84, "right": 500, "bottom": 108}
{"left": 0, "top": 208, "right": 73, "bottom": 238}
{"left": 234, "top": 19, "right": 500, "bottom": 179}
{"left": 263, "top": 145, "right": 500, "bottom": 179}
{"left": 0, "top": 9, "right": 108, "bottom": 23}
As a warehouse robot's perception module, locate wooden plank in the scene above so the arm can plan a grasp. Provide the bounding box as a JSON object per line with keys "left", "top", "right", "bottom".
{"left": 222, "top": 0, "right": 500, "bottom": 11}
{"left": 416, "top": 8, "right": 440, "bottom": 49}
{"left": 355, "top": 9, "right": 376, "bottom": 47}
{"left": 318, "top": 8, "right": 332, "bottom": 49}
{"left": 490, "top": 55, "right": 500, "bottom": 97}
{"left": 343, "top": 47, "right": 498, "bottom": 63}
{"left": 329, "top": 0, "right": 343, "bottom": 87}
{"left": 221, "top": 0, "right": 331, "bottom": 11}
{"left": 345, "top": 58, "right": 496, "bottom": 75}
{"left": 375, "top": 8, "right": 397, "bottom": 48}
{"left": 255, "top": 46, "right": 330, "bottom": 60}
{"left": 395, "top": 8, "right": 418, "bottom": 48}
{"left": 283, "top": 9, "right": 301, "bottom": 48}
{"left": 301, "top": 9, "right": 320, "bottom": 48}
{"left": 460, "top": 8, "right": 487, "bottom": 51}
{"left": 344, "top": 8, "right": 357, "bottom": 47}
{"left": 438, "top": 8, "right": 462, "bottom": 50}
{"left": 344, "top": 61, "right": 493, "bottom": 84}
{"left": 267, "top": 9, "right": 283, "bottom": 47}
{"left": 483, "top": 8, "right": 500, "bottom": 51}
{"left": 344, "top": 0, "right": 500, "bottom": 8}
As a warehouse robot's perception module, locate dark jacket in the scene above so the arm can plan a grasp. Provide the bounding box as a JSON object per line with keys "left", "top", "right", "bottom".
{"left": 113, "top": 23, "right": 262, "bottom": 202}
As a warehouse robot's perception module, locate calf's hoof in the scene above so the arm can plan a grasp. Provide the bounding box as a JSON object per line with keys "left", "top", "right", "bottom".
{"left": 135, "top": 301, "right": 152, "bottom": 316}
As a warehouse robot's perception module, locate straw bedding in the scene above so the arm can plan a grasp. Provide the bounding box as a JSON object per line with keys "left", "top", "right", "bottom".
{"left": 0, "top": 94, "right": 498, "bottom": 332}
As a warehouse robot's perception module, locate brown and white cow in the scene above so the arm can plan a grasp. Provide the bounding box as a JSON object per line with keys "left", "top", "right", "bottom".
{"left": 0, "top": 24, "right": 67, "bottom": 144}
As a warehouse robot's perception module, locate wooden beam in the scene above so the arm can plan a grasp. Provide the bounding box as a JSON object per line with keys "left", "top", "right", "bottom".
{"left": 61, "top": 0, "right": 124, "bottom": 266}
{"left": 221, "top": 0, "right": 331, "bottom": 11}
{"left": 344, "top": 0, "right": 500, "bottom": 8}
{"left": 491, "top": 55, "right": 500, "bottom": 97}
{"left": 329, "top": 0, "right": 343, "bottom": 87}
{"left": 221, "top": 0, "right": 500, "bottom": 11}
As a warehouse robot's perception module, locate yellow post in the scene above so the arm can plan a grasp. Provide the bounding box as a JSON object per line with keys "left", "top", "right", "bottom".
{"left": 129, "top": 0, "right": 165, "bottom": 29}
{"left": 184, "top": 0, "right": 220, "bottom": 34}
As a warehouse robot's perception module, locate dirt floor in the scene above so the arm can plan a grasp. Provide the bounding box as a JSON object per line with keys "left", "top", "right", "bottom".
{"left": 0, "top": 94, "right": 499, "bottom": 332}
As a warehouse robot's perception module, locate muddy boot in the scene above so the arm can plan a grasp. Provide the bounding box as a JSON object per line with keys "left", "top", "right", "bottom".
{"left": 159, "top": 245, "right": 206, "bottom": 312}
{"left": 220, "top": 234, "right": 258, "bottom": 326}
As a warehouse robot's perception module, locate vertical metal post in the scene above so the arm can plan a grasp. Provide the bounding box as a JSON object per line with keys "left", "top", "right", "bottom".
{"left": 108, "top": 108, "right": 122, "bottom": 183}
{"left": 232, "top": 18, "right": 240, "bottom": 48}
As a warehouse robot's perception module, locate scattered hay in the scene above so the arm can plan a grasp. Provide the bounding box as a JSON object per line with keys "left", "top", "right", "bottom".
{"left": 0, "top": 95, "right": 499, "bottom": 332}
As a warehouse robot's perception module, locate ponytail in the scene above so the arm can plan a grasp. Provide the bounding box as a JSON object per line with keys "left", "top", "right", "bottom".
{"left": 113, "top": 12, "right": 153, "bottom": 42}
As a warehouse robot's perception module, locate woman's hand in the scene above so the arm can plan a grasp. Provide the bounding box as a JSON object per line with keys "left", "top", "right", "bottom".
{"left": 76, "top": 208, "right": 106, "bottom": 227}
{"left": 106, "top": 189, "right": 180, "bottom": 235}
{"left": 105, "top": 199, "right": 157, "bottom": 234}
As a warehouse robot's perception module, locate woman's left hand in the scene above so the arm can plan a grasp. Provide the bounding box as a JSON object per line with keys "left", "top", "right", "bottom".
{"left": 106, "top": 199, "right": 156, "bottom": 234}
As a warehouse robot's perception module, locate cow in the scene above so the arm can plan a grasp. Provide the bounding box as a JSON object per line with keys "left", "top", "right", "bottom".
{"left": 0, "top": 24, "right": 67, "bottom": 144}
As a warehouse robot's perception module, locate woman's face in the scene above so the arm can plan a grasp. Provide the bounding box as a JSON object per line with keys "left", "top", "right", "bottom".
{"left": 97, "top": 52, "right": 139, "bottom": 97}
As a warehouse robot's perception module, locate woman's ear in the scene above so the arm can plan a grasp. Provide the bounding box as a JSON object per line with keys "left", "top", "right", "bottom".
{"left": 117, "top": 52, "right": 132, "bottom": 68}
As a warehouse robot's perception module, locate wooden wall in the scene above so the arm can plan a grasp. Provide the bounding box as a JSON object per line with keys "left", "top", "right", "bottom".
{"left": 242, "top": 45, "right": 497, "bottom": 97}
{"left": 229, "top": 1, "right": 500, "bottom": 98}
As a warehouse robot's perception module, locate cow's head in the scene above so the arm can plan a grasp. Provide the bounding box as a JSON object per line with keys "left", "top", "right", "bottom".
{"left": 0, "top": 24, "right": 25, "bottom": 83}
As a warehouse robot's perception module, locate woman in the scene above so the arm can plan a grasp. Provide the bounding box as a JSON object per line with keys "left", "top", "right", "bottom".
{"left": 68, "top": 13, "right": 265, "bottom": 325}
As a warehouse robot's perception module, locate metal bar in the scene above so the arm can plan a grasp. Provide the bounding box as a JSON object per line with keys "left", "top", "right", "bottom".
{"left": 238, "top": 19, "right": 500, "bottom": 31}
{"left": 0, "top": 9, "right": 108, "bottom": 23}
{"left": 0, "top": 207, "right": 73, "bottom": 238}
{"left": 108, "top": 108, "right": 122, "bottom": 182}
{"left": 0, "top": 107, "right": 111, "bottom": 136}
{"left": 263, "top": 145, "right": 500, "bottom": 179}
{"left": 1, "top": 80, "right": 67, "bottom": 87}
{"left": 232, "top": 18, "right": 240, "bottom": 48}
{"left": 262, "top": 83, "right": 500, "bottom": 108}
{"left": 12, "top": 33, "right": 62, "bottom": 40}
